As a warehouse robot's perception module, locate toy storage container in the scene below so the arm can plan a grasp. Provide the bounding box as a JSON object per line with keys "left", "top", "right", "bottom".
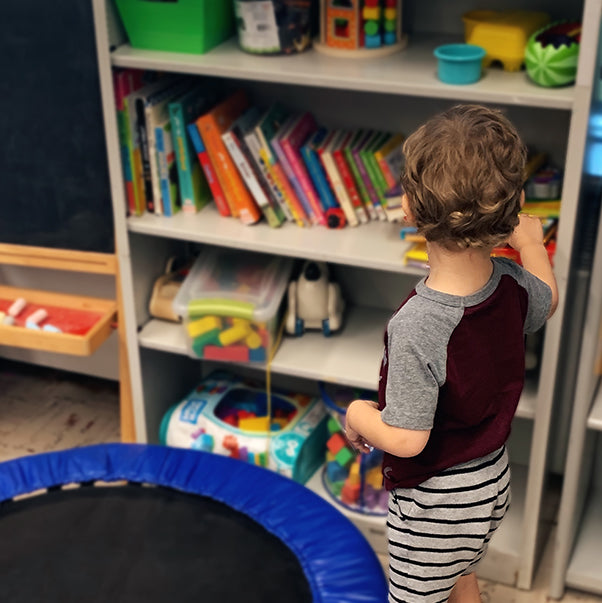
{"left": 172, "top": 248, "right": 293, "bottom": 364}
{"left": 233, "top": 0, "right": 313, "bottom": 56}
{"left": 160, "top": 371, "right": 329, "bottom": 484}
{"left": 114, "top": 0, "right": 235, "bottom": 54}
{"left": 319, "top": 383, "right": 388, "bottom": 516}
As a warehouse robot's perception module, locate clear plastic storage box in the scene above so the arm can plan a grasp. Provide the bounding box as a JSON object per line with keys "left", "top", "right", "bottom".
{"left": 173, "top": 248, "right": 293, "bottom": 363}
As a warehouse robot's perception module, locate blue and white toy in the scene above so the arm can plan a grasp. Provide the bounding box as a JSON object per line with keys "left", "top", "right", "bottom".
{"left": 285, "top": 261, "right": 345, "bottom": 337}
{"left": 160, "top": 371, "right": 329, "bottom": 484}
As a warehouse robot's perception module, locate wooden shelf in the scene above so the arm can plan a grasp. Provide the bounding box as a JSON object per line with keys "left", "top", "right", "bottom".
{"left": 112, "top": 35, "right": 575, "bottom": 110}
{"left": 566, "top": 488, "right": 602, "bottom": 596}
{"left": 138, "top": 306, "right": 537, "bottom": 419}
{"left": 0, "top": 285, "right": 117, "bottom": 357}
{"left": 128, "top": 204, "right": 421, "bottom": 275}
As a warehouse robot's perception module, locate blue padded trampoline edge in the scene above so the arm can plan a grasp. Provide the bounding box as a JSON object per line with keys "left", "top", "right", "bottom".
{"left": 0, "top": 444, "right": 387, "bottom": 603}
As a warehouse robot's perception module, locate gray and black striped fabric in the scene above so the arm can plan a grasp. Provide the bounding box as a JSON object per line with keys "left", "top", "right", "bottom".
{"left": 387, "top": 446, "right": 510, "bottom": 602}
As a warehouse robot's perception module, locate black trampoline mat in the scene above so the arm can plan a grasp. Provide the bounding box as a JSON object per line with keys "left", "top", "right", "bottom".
{"left": 0, "top": 484, "right": 312, "bottom": 603}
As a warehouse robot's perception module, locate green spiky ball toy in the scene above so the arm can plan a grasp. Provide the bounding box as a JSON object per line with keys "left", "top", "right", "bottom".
{"left": 525, "top": 21, "right": 581, "bottom": 87}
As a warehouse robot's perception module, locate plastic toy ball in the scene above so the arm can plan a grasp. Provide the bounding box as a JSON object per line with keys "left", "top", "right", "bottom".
{"left": 525, "top": 21, "right": 581, "bottom": 87}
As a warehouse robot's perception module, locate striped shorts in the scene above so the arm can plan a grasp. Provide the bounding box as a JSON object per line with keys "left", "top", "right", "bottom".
{"left": 387, "top": 446, "right": 510, "bottom": 603}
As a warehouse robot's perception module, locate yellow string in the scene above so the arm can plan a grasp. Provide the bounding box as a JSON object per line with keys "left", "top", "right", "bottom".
{"left": 265, "top": 317, "right": 287, "bottom": 453}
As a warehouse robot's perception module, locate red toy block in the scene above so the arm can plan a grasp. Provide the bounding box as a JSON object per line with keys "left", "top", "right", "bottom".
{"left": 223, "top": 415, "right": 238, "bottom": 427}
{"left": 341, "top": 482, "right": 361, "bottom": 505}
{"left": 223, "top": 434, "right": 238, "bottom": 451}
{"left": 204, "top": 345, "right": 250, "bottom": 362}
{"left": 326, "top": 432, "right": 346, "bottom": 455}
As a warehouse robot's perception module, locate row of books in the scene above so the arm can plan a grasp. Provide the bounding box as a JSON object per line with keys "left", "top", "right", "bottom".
{"left": 399, "top": 153, "right": 563, "bottom": 270}
{"left": 401, "top": 208, "right": 560, "bottom": 270}
{"left": 113, "top": 70, "right": 405, "bottom": 228}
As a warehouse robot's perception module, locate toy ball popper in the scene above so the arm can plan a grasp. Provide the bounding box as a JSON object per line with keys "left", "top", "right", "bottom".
{"left": 525, "top": 21, "right": 581, "bottom": 87}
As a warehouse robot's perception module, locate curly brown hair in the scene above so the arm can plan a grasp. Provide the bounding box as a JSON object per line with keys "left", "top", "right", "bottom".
{"left": 401, "top": 104, "right": 527, "bottom": 249}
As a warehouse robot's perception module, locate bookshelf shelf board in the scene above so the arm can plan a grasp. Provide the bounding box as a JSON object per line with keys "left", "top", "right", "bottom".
{"left": 111, "top": 35, "right": 575, "bottom": 111}
{"left": 138, "top": 306, "right": 537, "bottom": 420}
{"left": 566, "top": 488, "right": 602, "bottom": 596}
{"left": 128, "top": 204, "right": 423, "bottom": 275}
{"left": 587, "top": 379, "right": 602, "bottom": 431}
{"left": 139, "top": 306, "right": 387, "bottom": 391}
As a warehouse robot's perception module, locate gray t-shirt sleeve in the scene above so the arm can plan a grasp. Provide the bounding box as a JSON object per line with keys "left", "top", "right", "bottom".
{"left": 381, "top": 300, "right": 459, "bottom": 431}
{"left": 494, "top": 257, "right": 552, "bottom": 333}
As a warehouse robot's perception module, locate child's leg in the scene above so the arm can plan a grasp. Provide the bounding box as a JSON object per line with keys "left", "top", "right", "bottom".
{"left": 448, "top": 573, "right": 482, "bottom": 603}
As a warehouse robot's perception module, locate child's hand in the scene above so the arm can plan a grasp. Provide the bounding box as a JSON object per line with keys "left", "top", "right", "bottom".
{"left": 508, "top": 214, "right": 544, "bottom": 252}
{"left": 344, "top": 424, "right": 373, "bottom": 454}
{"left": 344, "top": 399, "right": 378, "bottom": 453}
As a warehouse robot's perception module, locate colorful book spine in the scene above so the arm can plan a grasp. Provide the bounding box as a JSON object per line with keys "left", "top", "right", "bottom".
{"left": 195, "top": 91, "right": 261, "bottom": 225}
{"left": 364, "top": 133, "right": 391, "bottom": 203}
{"left": 169, "top": 90, "right": 212, "bottom": 214}
{"left": 344, "top": 131, "right": 377, "bottom": 221}
{"left": 145, "top": 81, "right": 190, "bottom": 215}
{"left": 267, "top": 157, "right": 308, "bottom": 227}
{"left": 280, "top": 113, "right": 327, "bottom": 226}
{"left": 255, "top": 105, "right": 308, "bottom": 227}
{"left": 187, "top": 123, "right": 231, "bottom": 217}
{"left": 352, "top": 133, "right": 385, "bottom": 220}
{"left": 125, "top": 76, "right": 170, "bottom": 216}
{"left": 359, "top": 133, "right": 389, "bottom": 215}
{"left": 113, "top": 70, "right": 137, "bottom": 216}
{"left": 300, "top": 128, "right": 338, "bottom": 212}
{"left": 244, "top": 130, "right": 294, "bottom": 223}
{"left": 223, "top": 128, "right": 282, "bottom": 228}
{"left": 134, "top": 95, "right": 156, "bottom": 214}
{"left": 155, "top": 121, "right": 179, "bottom": 217}
{"left": 374, "top": 133, "right": 404, "bottom": 189}
{"left": 333, "top": 133, "right": 369, "bottom": 224}
{"left": 319, "top": 131, "right": 358, "bottom": 227}
{"left": 272, "top": 121, "right": 317, "bottom": 224}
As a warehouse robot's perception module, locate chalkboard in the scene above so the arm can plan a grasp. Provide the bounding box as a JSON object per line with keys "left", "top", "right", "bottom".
{"left": 0, "top": 0, "right": 114, "bottom": 253}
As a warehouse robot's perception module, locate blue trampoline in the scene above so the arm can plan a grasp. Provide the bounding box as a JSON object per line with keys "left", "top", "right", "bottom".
{"left": 0, "top": 444, "right": 387, "bottom": 602}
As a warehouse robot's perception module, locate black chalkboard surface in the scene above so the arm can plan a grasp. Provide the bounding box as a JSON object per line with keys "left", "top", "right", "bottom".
{"left": 0, "top": 0, "right": 114, "bottom": 253}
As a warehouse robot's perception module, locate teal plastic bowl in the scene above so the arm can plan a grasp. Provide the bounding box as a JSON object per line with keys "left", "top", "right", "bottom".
{"left": 434, "top": 44, "right": 486, "bottom": 85}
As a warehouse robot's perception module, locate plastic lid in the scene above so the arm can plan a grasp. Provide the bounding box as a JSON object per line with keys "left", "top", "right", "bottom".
{"left": 172, "top": 248, "right": 293, "bottom": 322}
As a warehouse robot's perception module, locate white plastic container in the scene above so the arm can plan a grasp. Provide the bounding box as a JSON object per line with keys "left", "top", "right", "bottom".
{"left": 173, "top": 248, "right": 293, "bottom": 363}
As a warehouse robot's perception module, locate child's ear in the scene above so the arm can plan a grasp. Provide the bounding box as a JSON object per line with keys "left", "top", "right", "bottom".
{"left": 520, "top": 190, "right": 525, "bottom": 208}
{"left": 401, "top": 194, "right": 416, "bottom": 225}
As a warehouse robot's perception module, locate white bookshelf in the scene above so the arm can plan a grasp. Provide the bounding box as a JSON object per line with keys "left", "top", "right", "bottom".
{"left": 128, "top": 204, "right": 422, "bottom": 275}
{"left": 138, "top": 309, "right": 538, "bottom": 419}
{"left": 549, "top": 13, "right": 602, "bottom": 590}
{"left": 565, "top": 488, "right": 602, "bottom": 596}
{"left": 112, "top": 35, "right": 575, "bottom": 110}
{"left": 587, "top": 380, "right": 602, "bottom": 430}
{"left": 92, "top": 0, "right": 602, "bottom": 591}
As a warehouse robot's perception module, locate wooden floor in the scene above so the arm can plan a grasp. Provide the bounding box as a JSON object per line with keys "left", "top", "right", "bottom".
{"left": 0, "top": 358, "right": 599, "bottom": 603}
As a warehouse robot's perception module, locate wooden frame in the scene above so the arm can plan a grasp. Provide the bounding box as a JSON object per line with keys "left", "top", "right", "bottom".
{"left": 0, "top": 243, "right": 135, "bottom": 442}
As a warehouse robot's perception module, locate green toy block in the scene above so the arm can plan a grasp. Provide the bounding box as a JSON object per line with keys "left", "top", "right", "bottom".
{"left": 191, "top": 328, "right": 221, "bottom": 357}
{"left": 256, "top": 451, "right": 267, "bottom": 467}
{"left": 327, "top": 416, "right": 342, "bottom": 435}
{"left": 330, "top": 480, "right": 343, "bottom": 497}
{"left": 335, "top": 447, "right": 355, "bottom": 468}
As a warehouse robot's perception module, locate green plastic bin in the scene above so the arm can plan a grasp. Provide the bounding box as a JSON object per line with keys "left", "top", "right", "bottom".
{"left": 115, "top": 0, "right": 235, "bottom": 54}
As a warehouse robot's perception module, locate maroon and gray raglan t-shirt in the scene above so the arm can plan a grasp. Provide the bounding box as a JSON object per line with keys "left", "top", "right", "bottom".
{"left": 378, "top": 257, "right": 552, "bottom": 490}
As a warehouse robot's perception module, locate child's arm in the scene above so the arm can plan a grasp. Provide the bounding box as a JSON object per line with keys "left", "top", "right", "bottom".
{"left": 508, "top": 214, "right": 559, "bottom": 318}
{"left": 345, "top": 399, "right": 430, "bottom": 458}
